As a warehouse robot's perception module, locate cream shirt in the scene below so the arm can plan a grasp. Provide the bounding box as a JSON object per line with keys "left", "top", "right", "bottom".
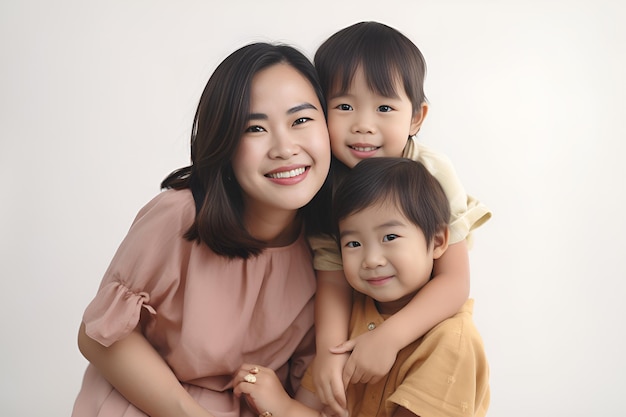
{"left": 310, "top": 138, "right": 492, "bottom": 271}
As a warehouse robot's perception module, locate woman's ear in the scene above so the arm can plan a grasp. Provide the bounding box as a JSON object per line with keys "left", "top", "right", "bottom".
{"left": 410, "top": 102, "right": 429, "bottom": 136}
{"left": 432, "top": 226, "right": 449, "bottom": 260}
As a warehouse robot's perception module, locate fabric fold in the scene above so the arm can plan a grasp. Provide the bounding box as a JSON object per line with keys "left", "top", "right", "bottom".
{"left": 83, "top": 280, "right": 156, "bottom": 347}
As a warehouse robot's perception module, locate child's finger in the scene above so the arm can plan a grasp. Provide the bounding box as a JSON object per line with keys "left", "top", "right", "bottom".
{"left": 329, "top": 339, "right": 356, "bottom": 354}
{"left": 342, "top": 359, "right": 358, "bottom": 387}
{"left": 331, "top": 378, "right": 347, "bottom": 408}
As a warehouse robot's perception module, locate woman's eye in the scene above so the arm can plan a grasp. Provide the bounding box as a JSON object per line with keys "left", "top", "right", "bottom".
{"left": 293, "top": 117, "right": 311, "bottom": 126}
{"left": 378, "top": 105, "right": 393, "bottom": 113}
{"left": 245, "top": 125, "right": 266, "bottom": 133}
{"left": 345, "top": 241, "right": 361, "bottom": 248}
{"left": 337, "top": 104, "right": 353, "bottom": 111}
{"left": 383, "top": 234, "right": 398, "bottom": 242}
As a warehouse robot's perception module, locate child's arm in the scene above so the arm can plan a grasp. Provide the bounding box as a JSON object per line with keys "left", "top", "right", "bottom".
{"left": 77, "top": 322, "right": 214, "bottom": 417}
{"left": 333, "top": 240, "right": 470, "bottom": 386}
{"left": 312, "top": 269, "right": 352, "bottom": 414}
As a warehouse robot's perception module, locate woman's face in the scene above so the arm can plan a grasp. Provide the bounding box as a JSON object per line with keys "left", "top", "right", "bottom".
{"left": 232, "top": 63, "right": 330, "bottom": 217}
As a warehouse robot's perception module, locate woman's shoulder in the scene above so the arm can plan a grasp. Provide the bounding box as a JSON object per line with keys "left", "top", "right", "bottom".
{"left": 129, "top": 188, "right": 195, "bottom": 236}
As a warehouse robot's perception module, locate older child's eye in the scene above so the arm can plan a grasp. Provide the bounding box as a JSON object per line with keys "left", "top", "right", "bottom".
{"left": 345, "top": 241, "right": 361, "bottom": 248}
{"left": 293, "top": 117, "right": 312, "bottom": 126}
{"left": 382, "top": 234, "right": 398, "bottom": 242}
{"left": 378, "top": 105, "right": 393, "bottom": 113}
{"left": 245, "top": 125, "right": 266, "bottom": 133}
{"left": 336, "top": 104, "right": 353, "bottom": 111}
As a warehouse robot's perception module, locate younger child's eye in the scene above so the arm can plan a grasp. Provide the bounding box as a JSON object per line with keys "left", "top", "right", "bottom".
{"left": 293, "top": 117, "right": 311, "bottom": 126}
{"left": 378, "top": 105, "right": 393, "bottom": 113}
{"left": 382, "top": 234, "right": 398, "bottom": 242}
{"left": 245, "top": 125, "right": 266, "bottom": 133}
{"left": 345, "top": 241, "right": 361, "bottom": 248}
{"left": 336, "top": 104, "right": 353, "bottom": 111}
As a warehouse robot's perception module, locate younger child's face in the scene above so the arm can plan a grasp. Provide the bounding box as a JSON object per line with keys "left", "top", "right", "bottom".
{"left": 327, "top": 67, "right": 426, "bottom": 168}
{"left": 338, "top": 200, "right": 447, "bottom": 315}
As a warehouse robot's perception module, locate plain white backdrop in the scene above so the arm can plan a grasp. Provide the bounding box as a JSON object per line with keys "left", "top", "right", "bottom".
{"left": 1, "top": 1, "right": 625, "bottom": 415}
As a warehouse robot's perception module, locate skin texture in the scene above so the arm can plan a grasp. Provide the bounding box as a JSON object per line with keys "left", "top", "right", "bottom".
{"left": 312, "top": 66, "right": 470, "bottom": 416}
{"left": 233, "top": 63, "right": 331, "bottom": 246}
{"left": 77, "top": 62, "right": 331, "bottom": 417}
{"left": 327, "top": 67, "right": 425, "bottom": 168}
{"left": 338, "top": 200, "right": 448, "bottom": 315}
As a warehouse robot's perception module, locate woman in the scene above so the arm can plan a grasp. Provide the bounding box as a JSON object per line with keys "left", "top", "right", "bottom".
{"left": 72, "top": 42, "right": 331, "bottom": 417}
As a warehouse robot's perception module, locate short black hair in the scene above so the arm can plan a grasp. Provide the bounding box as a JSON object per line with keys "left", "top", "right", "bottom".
{"left": 333, "top": 157, "right": 449, "bottom": 244}
{"left": 315, "top": 21, "right": 427, "bottom": 116}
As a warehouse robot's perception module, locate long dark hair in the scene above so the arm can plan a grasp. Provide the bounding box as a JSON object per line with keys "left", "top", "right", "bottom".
{"left": 161, "top": 43, "right": 329, "bottom": 258}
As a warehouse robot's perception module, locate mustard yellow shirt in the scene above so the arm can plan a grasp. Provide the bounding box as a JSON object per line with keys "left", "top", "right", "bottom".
{"left": 309, "top": 138, "right": 492, "bottom": 271}
{"left": 301, "top": 298, "right": 490, "bottom": 417}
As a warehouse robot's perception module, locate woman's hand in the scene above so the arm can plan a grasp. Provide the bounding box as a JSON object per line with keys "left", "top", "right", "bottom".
{"left": 233, "top": 364, "right": 294, "bottom": 417}
{"left": 233, "top": 364, "right": 325, "bottom": 417}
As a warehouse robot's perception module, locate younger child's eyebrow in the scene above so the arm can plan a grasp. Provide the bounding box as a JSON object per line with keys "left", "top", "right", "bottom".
{"left": 339, "top": 229, "right": 355, "bottom": 240}
{"left": 339, "top": 219, "right": 407, "bottom": 239}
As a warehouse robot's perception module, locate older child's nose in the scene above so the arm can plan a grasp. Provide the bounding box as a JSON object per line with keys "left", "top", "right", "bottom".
{"left": 351, "top": 114, "right": 376, "bottom": 135}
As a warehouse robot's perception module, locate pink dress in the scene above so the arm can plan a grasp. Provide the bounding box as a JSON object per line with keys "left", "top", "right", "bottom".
{"left": 72, "top": 189, "right": 316, "bottom": 417}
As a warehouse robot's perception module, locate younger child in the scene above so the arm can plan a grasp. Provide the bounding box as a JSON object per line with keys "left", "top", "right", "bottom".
{"left": 309, "top": 21, "right": 492, "bottom": 415}
{"left": 232, "top": 157, "right": 490, "bottom": 417}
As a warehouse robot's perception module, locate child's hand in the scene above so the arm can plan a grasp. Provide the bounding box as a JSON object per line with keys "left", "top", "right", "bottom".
{"left": 233, "top": 364, "right": 292, "bottom": 417}
{"left": 330, "top": 328, "right": 398, "bottom": 387}
{"left": 311, "top": 350, "right": 349, "bottom": 417}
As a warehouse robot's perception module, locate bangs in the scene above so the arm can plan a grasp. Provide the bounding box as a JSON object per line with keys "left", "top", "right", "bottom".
{"left": 329, "top": 54, "right": 404, "bottom": 99}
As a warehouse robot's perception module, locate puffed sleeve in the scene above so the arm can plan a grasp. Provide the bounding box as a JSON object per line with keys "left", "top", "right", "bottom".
{"left": 82, "top": 190, "right": 195, "bottom": 347}
{"left": 404, "top": 139, "right": 492, "bottom": 245}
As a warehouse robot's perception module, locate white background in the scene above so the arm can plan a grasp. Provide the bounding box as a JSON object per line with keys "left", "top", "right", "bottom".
{"left": 1, "top": 1, "right": 625, "bottom": 416}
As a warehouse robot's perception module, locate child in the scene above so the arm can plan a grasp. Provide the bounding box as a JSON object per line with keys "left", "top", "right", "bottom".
{"left": 232, "top": 157, "right": 490, "bottom": 417}
{"left": 309, "top": 21, "right": 492, "bottom": 414}
{"left": 71, "top": 42, "right": 331, "bottom": 417}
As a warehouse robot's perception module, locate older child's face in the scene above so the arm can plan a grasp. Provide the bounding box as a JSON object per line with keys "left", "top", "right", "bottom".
{"left": 327, "top": 67, "right": 426, "bottom": 168}
{"left": 339, "top": 201, "right": 446, "bottom": 315}
{"left": 232, "top": 63, "right": 330, "bottom": 216}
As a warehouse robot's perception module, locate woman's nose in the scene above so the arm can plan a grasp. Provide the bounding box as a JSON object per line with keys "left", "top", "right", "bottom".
{"left": 269, "top": 130, "right": 300, "bottom": 159}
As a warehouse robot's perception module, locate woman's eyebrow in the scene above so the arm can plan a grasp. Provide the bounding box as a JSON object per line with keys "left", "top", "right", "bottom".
{"left": 247, "top": 113, "right": 267, "bottom": 121}
{"left": 287, "top": 102, "right": 318, "bottom": 114}
{"left": 247, "top": 103, "right": 318, "bottom": 121}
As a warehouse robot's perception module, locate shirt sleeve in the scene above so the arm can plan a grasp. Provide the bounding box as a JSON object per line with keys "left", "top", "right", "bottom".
{"left": 387, "top": 300, "right": 490, "bottom": 417}
{"left": 308, "top": 233, "right": 343, "bottom": 271}
{"left": 404, "top": 139, "right": 492, "bottom": 245}
{"left": 82, "top": 190, "right": 195, "bottom": 347}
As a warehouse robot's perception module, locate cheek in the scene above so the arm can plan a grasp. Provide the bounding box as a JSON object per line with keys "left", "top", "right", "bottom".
{"left": 231, "top": 143, "right": 258, "bottom": 182}
{"left": 341, "top": 254, "right": 359, "bottom": 280}
{"left": 327, "top": 117, "right": 345, "bottom": 144}
{"left": 311, "top": 127, "right": 331, "bottom": 158}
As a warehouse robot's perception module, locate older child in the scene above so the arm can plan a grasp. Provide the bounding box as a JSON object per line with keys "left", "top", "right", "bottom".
{"left": 72, "top": 43, "right": 331, "bottom": 417}
{"left": 309, "top": 21, "right": 492, "bottom": 414}
{"left": 233, "top": 157, "right": 490, "bottom": 417}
